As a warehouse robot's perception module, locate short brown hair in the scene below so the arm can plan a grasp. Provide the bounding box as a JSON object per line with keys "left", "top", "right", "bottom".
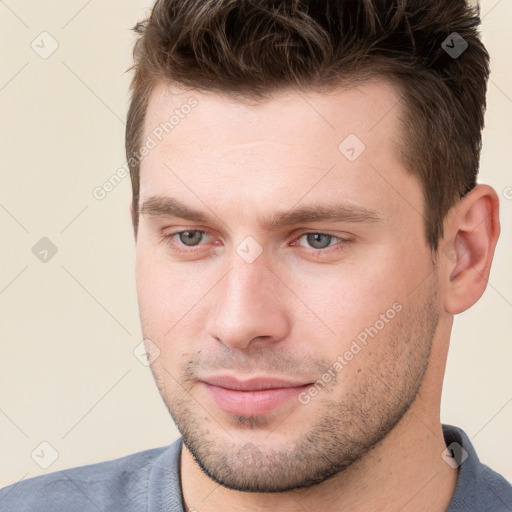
{"left": 126, "top": 0, "right": 489, "bottom": 251}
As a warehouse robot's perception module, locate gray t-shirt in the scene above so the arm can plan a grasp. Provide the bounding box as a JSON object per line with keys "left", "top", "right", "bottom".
{"left": 1, "top": 424, "right": 511, "bottom": 511}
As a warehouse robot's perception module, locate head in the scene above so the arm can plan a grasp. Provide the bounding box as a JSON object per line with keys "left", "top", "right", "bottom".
{"left": 127, "top": 0, "right": 499, "bottom": 493}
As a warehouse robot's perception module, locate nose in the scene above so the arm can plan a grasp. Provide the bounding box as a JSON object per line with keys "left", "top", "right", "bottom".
{"left": 206, "top": 256, "right": 291, "bottom": 350}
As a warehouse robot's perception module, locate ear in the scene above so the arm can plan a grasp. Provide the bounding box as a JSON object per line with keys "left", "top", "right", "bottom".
{"left": 441, "top": 184, "right": 500, "bottom": 315}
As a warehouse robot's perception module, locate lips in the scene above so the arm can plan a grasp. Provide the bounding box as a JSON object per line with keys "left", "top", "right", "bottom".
{"left": 200, "top": 375, "right": 311, "bottom": 416}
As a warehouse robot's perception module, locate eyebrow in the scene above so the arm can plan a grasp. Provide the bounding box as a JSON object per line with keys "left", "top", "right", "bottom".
{"left": 139, "top": 195, "right": 382, "bottom": 228}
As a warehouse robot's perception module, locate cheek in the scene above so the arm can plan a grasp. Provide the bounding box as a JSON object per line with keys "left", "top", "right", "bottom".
{"left": 136, "top": 245, "right": 196, "bottom": 309}
{"left": 301, "top": 260, "right": 385, "bottom": 313}
{"left": 293, "top": 246, "right": 420, "bottom": 350}
{"left": 135, "top": 247, "right": 218, "bottom": 355}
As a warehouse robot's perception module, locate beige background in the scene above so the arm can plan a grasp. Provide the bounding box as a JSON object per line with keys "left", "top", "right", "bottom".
{"left": 0, "top": 0, "right": 511, "bottom": 488}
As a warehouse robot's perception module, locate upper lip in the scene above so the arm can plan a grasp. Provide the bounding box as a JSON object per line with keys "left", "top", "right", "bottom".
{"left": 201, "top": 375, "right": 311, "bottom": 391}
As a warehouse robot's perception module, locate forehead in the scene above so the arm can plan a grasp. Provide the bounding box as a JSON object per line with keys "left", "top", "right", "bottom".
{"left": 139, "top": 79, "right": 422, "bottom": 229}
{"left": 143, "top": 79, "right": 404, "bottom": 149}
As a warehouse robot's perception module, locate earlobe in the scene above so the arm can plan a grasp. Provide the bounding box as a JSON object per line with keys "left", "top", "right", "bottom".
{"left": 443, "top": 185, "right": 500, "bottom": 315}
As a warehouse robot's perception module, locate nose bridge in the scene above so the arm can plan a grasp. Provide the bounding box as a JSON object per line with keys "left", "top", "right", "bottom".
{"left": 207, "top": 254, "right": 289, "bottom": 349}
{"left": 229, "top": 257, "right": 271, "bottom": 307}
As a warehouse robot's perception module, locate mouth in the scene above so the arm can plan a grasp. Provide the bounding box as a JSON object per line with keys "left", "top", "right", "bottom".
{"left": 200, "top": 375, "right": 312, "bottom": 416}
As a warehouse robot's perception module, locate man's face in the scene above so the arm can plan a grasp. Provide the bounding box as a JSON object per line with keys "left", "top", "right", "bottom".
{"left": 134, "top": 80, "right": 441, "bottom": 491}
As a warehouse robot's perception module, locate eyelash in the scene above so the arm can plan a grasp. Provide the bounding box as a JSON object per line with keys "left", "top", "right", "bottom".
{"left": 160, "top": 229, "right": 350, "bottom": 258}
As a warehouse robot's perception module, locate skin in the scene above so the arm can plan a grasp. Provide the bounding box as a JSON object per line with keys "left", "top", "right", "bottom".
{"left": 132, "top": 79, "right": 500, "bottom": 511}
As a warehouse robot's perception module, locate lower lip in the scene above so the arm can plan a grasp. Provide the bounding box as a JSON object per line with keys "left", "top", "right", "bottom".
{"left": 202, "top": 383, "right": 311, "bottom": 416}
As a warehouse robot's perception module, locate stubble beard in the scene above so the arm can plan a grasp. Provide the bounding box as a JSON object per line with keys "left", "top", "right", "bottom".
{"left": 149, "top": 277, "right": 440, "bottom": 492}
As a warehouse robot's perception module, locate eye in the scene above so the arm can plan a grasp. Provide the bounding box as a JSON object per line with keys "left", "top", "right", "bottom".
{"left": 160, "top": 229, "right": 350, "bottom": 259}
{"left": 299, "top": 233, "right": 341, "bottom": 249}
{"left": 290, "top": 231, "right": 352, "bottom": 258}
{"left": 176, "top": 230, "right": 208, "bottom": 246}
{"left": 161, "top": 229, "right": 216, "bottom": 254}
{"left": 297, "top": 233, "right": 342, "bottom": 250}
